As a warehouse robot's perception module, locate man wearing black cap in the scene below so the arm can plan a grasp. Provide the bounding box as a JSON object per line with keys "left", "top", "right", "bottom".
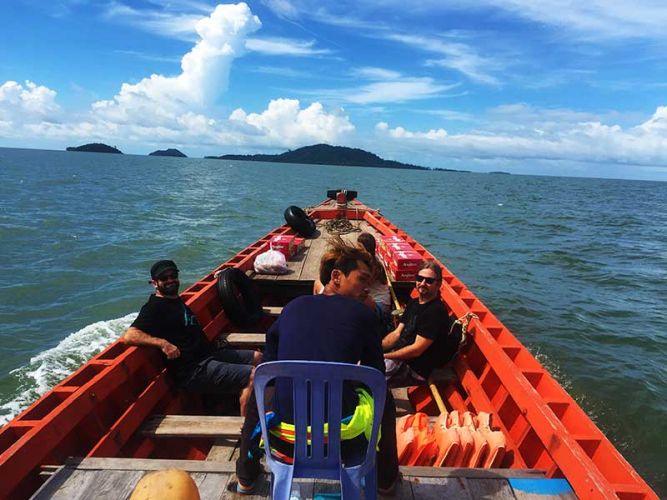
{"left": 122, "top": 260, "right": 261, "bottom": 414}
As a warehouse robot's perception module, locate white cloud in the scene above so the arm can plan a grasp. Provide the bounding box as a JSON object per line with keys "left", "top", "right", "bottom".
{"left": 230, "top": 98, "right": 354, "bottom": 147}
{"left": 261, "top": 0, "right": 301, "bottom": 19}
{"left": 93, "top": 3, "right": 261, "bottom": 122}
{"left": 386, "top": 33, "right": 503, "bottom": 85}
{"left": 104, "top": 2, "right": 204, "bottom": 41}
{"left": 376, "top": 122, "right": 448, "bottom": 140}
{"left": 308, "top": 68, "right": 458, "bottom": 104}
{"left": 375, "top": 105, "right": 667, "bottom": 167}
{"left": 419, "top": 109, "right": 475, "bottom": 122}
{"left": 261, "top": 1, "right": 667, "bottom": 42}
{"left": 353, "top": 67, "right": 403, "bottom": 80}
{"left": 639, "top": 106, "right": 667, "bottom": 133}
{"left": 246, "top": 37, "right": 332, "bottom": 56}
{"left": 477, "top": 0, "right": 667, "bottom": 41}
{"left": 0, "top": 4, "right": 353, "bottom": 151}
{"left": 0, "top": 81, "right": 62, "bottom": 124}
{"left": 348, "top": 79, "right": 453, "bottom": 104}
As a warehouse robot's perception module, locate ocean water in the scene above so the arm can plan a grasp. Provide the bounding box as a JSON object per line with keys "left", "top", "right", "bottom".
{"left": 0, "top": 147, "right": 665, "bottom": 494}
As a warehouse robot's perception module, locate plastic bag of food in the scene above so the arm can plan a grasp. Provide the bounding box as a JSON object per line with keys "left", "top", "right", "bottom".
{"left": 253, "top": 246, "right": 289, "bottom": 274}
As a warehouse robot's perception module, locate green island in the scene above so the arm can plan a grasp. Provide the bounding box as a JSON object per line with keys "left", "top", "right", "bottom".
{"left": 206, "top": 144, "right": 461, "bottom": 172}
{"left": 66, "top": 143, "right": 123, "bottom": 154}
{"left": 149, "top": 148, "right": 187, "bottom": 158}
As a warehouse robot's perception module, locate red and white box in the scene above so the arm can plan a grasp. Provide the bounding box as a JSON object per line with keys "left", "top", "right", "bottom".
{"left": 383, "top": 242, "right": 413, "bottom": 258}
{"left": 270, "top": 235, "right": 304, "bottom": 259}
{"left": 378, "top": 235, "right": 405, "bottom": 250}
{"left": 388, "top": 250, "right": 424, "bottom": 272}
{"left": 388, "top": 268, "right": 418, "bottom": 282}
{"left": 378, "top": 236, "right": 411, "bottom": 260}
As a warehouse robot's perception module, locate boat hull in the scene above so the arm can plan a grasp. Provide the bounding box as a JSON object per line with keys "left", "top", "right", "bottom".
{"left": 0, "top": 198, "right": 657, "bottom": 499}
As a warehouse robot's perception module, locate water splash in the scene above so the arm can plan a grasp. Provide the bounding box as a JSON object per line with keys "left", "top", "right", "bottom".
{"left": 0, "top": 313, "right": 136, "bottom": 426}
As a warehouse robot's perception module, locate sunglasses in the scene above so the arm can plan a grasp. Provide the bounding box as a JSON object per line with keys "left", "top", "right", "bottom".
{"left": 157, "top": 272, "right": 179, "bottom": 281}
{"left": 416, "top": 275, "right": 437, "bottom": 284}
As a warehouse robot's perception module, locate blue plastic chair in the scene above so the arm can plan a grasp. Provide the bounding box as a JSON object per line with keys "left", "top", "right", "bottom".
{"left": 253, "top": 361, "right": 386, "bottom": 500}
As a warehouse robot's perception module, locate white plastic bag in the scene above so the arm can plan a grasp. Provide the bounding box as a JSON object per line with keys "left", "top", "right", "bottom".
{"left": 253, "top": 246, "right": 289, "bottom": 274}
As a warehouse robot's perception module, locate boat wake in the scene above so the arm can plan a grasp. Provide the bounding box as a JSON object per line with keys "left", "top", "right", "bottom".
{"left": 0, "top": 313, "right": 137, "bottom": 426}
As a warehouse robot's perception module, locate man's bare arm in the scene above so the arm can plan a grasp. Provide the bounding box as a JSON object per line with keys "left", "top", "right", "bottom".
{"left": 382, "top": 323, "right": 405, "bottom": 351}
{"left": 384, "top": 335, "right": 433, "bottom": 360}
{"left": 122, "top": 326, "right": 180, "bottom": 359}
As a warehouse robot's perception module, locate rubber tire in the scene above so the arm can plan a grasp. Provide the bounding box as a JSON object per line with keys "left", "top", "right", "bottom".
{"left": 284, "top": 205, "right": 316, "bottom": 237}
{"left": 217, "top": 268, "right": 262, "bottom": 326}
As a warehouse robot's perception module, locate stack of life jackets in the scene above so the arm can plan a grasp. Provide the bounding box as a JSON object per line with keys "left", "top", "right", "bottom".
{"left": 396, "top": 410, "right": 506, "bottom": 468}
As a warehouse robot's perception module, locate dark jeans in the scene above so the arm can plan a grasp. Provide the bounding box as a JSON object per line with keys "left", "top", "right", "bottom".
{"left": 180, "top": 348, "right": 255, "bottom": 394}
{"left": 236, "top": 390, "right": 399, "bottom": 490}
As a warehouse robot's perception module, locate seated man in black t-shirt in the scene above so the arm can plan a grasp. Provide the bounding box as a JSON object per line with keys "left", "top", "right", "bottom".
{"left": 122, "top": 260, "right": 261, "bottom": 414}
{"left": 382, "top": 262, "right": 459, "bottom": 387}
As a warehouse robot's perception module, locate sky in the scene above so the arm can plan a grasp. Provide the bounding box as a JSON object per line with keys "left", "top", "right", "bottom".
{"left": 2, "top": 1, "right": 667, "bottom": 180}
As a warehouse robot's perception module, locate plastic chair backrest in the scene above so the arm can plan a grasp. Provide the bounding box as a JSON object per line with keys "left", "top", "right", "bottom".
{"left": 253, "top": 361, "right": 386, "bottom": 500}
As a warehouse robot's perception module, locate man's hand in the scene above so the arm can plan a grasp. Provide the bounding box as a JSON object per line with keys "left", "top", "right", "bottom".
{"left": 160, "top": 341, "right": 181, "bottom": 359}
{"left": 382, "top": 324, "right": 404, "bottom": 351}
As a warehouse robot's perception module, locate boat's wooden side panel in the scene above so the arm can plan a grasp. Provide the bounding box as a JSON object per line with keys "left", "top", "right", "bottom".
{"left": 0, "top": 344, "right": 173, "bottom": 499}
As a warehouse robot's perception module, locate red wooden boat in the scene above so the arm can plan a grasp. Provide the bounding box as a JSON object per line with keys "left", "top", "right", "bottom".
{"left": 0, "top": 193, "right": 658, "bottom": 499}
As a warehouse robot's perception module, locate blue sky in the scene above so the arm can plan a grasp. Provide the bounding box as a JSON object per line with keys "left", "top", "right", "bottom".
{"left": 2, "top": 1, "right": 667, "bottom": 180}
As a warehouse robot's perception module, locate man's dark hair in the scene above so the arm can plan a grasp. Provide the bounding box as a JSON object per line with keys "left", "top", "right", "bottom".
{"left": 150, "top": 259, "right": 178, "bottom": 280}
{"left": 420, "top": 261, "right": 442, "bottom": 282}
{"left": 357, "top": 232, "right": 376, "bottom": 255}
{"left": 356, "top": 232, "right": 387, "bottom": 284}
{"left": 319, "top": 236, "right": 373, "bottom": 284}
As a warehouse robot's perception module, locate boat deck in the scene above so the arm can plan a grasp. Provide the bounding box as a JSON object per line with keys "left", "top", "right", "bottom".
{"left": 251, "top": 219, "right": 379, "bottom": 284}
{"left": 32, "top": 457, "right": 574, "bottom": 499}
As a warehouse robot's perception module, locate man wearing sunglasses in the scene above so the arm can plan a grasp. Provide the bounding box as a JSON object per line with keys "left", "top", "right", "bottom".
{"left": 122, "top": 260, "right": 261, "bottom": 415}
{"left": 382, "top": 262, "right": 459, "bottom": 387}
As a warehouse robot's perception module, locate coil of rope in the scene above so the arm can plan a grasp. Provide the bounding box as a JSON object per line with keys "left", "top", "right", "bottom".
{"left": 324, "top": 217, "right": 360, "bottom": 235}
{"left": 451, "top": 311, "right": 479, "bottom": 347}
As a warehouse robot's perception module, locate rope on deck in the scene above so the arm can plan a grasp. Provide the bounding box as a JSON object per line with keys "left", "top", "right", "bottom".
{"left": 324, "top": 217, "right": 361, "bottom": 235}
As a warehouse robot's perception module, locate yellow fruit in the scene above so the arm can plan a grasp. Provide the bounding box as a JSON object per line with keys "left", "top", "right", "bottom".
{"left": 129, "top": 468, "right": 200, "bottom": 500}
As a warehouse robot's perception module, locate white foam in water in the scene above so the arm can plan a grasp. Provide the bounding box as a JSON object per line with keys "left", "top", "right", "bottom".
{"left": 0, "top": 313, "right": 137, "bottom": 426}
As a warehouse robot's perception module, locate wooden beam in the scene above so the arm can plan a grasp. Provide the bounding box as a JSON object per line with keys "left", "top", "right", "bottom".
{"left": 225, "top": 333, "right": 266, "bottom": 348}
{"left": 140, "top": 415, "right": 244, "bottom": 438}
{"left": 205, "top": 437, "right": 239, "bottom": 462}
{"left": 262, "top": 306, "right": 283, "bottom": 316}
{"left": 64, "top": 457, "right": 236, "bottom": 473}
{"left": 399, "top": 466, "right": 547, "bottom": 479}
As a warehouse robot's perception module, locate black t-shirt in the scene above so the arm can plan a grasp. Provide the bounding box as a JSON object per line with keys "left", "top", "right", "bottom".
{"left": 131, "top": 294, "right": 214, "bottom": 380}
{"left": 265, "top": 294, "right": 385, "bottom": 419}
{"left": 394, "top": 298, "right": 458, "bottom": 378}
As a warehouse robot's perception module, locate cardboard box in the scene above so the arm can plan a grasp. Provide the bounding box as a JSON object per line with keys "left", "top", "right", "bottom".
{"left": 378, "top": 235, "right": 405, "bottom": 251}
{"left": 378, "top": 237, "right": 410, "bottom": 261}
{"left": 384, "top": 242, "right": 414, "bottom": 256}
{"left": 388, "top": 268, "right": 417, "bottom": 282}
{"left": 270, "top": 235, "right": 303, "bottom": 259}
{"left": 388, "top": 250, "right": 424, "bottom": 271}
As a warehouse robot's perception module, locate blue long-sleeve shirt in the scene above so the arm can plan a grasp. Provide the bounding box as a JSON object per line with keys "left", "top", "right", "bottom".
{"left": 264, "top": 294, "right": 384, "bottom": 419}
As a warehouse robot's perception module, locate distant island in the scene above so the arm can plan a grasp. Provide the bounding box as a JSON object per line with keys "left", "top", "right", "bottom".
{"left": 206, "top": 144, "right": 458, "bottom": 172}
{"left": 66, "top": 143, "right": 123, "bottom": 154}
{"left": 149, "top": 148, "right": 187, "bottom": 158}
{"left": 488, "top": 171, "right": 511, "bottom": 175}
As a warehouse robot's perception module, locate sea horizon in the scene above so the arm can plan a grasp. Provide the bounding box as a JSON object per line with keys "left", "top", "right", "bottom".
{"left": 2, "top": 145, "right": 665, "bottom": 183}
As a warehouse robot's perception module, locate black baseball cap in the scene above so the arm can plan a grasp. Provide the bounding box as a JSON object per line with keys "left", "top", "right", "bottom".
{"left": 150, "top": 260, "right": 179, "bottom": 280}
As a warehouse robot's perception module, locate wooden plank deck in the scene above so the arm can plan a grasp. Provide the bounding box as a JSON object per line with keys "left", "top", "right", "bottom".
{"left": 32, "top": 458, "right": 571, "bottom": 500}
{"left": 252, "top": 220, "right": 380, "bottom": 284}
